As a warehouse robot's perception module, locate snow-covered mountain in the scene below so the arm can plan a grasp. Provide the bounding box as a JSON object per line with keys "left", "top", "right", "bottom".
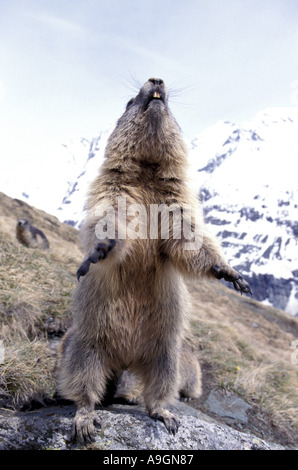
{"left": 11, "top": 107, "right": 297, "bottom": 316}
{"left": 188, "top": 107, "right": 298, "bottom": 316}
{"left": 55, "top": 129, "right": 112, "bottom": 227}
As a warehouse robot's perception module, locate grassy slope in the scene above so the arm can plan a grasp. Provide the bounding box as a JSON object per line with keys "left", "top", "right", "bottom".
{"left": 187, "top": 279, "right": 298, "bottom": 444}
{"left": 0, "top": 191, "right": 297, "bottom": 445}
{"left": 0, "top": 192, "right": 81, "bottom": 407}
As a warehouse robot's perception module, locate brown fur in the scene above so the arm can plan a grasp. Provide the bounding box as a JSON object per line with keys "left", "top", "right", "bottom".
{"left": 55, "top": 78, "right": 251, "bottom": 443}
{"left": 16, "top": 219, "right": 49, "bottom": 249}
{"left": 115, "top": 345, "right": 202, "bottom": 404}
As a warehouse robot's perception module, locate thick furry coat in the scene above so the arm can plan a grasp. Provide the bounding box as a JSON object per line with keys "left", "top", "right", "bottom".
{"left": 56, "top": 78, "right": 251, "bottom": 443}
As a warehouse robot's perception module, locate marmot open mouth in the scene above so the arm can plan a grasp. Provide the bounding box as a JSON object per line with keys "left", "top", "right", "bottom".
{"left": 143, "top": 89, "right": 166, "bottom": 110}
{"left": 148, "top": 90, "right": 165, "bottom": 105}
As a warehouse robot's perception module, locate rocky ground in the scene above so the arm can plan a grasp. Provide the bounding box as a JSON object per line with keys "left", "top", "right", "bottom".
{"left": 0, "top": 401, "right": 287, "bottom": 451}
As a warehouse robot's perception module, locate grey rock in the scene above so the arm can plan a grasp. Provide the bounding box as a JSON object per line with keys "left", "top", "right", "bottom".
{"left": 0, "top": 402, "right": 284, "bottom": 450}
{"left": 205, "top": 389, "right": 251, "bottom": 424}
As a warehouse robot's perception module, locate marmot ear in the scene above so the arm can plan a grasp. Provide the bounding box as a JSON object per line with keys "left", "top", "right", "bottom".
{"left": 126, "top": 97, "right": 135, "bottom": 110}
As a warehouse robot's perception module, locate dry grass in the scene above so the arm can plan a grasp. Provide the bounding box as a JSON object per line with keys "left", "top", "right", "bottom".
{"left": 0, "top": 191, "right": 82, "bottom": 408}
{"left": 187, "top": 279, "right": 298, "bottom": 439}
{"left": 0, "top": 338, "right": 56, "bottom": 408}
{"left": 233, "top": 363, "right": 298, "bottom": 429}
{"left": 0, "top": 232, "right": 77, "bottom": 341}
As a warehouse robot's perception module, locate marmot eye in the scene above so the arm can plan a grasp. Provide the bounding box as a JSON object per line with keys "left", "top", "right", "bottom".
{"left": 126, "top": 98, "right": 135, "bottom": 110}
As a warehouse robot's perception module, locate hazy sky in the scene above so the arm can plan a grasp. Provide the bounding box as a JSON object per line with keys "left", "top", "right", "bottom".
{"left": 1, "top": 0, "right": 298, "bottom": 210}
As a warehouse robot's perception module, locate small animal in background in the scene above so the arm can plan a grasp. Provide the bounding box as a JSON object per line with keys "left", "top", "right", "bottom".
{"left": 16, "top": 219, "right": 50, "bottom": 250}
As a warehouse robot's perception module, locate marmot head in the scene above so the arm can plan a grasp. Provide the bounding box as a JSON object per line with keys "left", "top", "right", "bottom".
{"left": 105, "top": 77, "right": 185, "bottom": 163}
{"left": 125, "top": 78, "right": 168, "bottom": 113}
{"left": 17, "top": 219, "right": 30, "bottom": 228}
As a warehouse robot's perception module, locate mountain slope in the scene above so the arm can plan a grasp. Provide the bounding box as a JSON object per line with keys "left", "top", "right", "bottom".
{"left": 56, "top": 130, "right": 112, "bottom": 227}
{"left": 188, "top": 107, "right": 298, "bottom": 315}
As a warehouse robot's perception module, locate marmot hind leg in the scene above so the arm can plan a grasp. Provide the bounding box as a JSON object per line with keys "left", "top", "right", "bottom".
{"left": 137, "top": 350, "right": 181, "bottom": 435}
{"left": 178, "top": 347, "right": 202, "bottom": 402}
{"left": 114, "top": 370, "right": 143, "bottom": 405}
{"left": 115, "top": 347, "right": 202, "bottom": 405}
{"left": 55, "top": 330, "right": 111, "bottom": 443}
{"left": 114, "top": 365, "right": 180, "bottom": 434}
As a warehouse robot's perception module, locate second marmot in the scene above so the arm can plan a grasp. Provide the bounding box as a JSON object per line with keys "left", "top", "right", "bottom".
{"left": 16, "top": 219, "right": 49, "bottom": 250}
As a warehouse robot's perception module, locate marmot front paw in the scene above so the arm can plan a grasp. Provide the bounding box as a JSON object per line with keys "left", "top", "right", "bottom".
{"left": 77, "top": 239, "right": 116, "bottom": 281}
{"left": 211, "top": 264, "right": 252, "bottom": 295}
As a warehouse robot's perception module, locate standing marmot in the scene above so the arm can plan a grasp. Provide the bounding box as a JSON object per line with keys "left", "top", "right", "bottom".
{"left": 16, "top": 219, "right": 50, "bottom": 249}
{"left": 56, "top": 78, "right": 251, "bottom": 443}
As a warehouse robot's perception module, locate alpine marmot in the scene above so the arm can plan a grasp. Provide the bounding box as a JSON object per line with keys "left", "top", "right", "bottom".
{"left": 16, "top": 219, "right": 50, "bottom": 249}
{"left": 55, "top": 78, "right": 251, "bottom": 443}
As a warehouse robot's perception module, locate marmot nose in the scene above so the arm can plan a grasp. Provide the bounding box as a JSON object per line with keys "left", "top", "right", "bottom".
{"left": 148, "top": 78, "right": 164, "bottom": 86}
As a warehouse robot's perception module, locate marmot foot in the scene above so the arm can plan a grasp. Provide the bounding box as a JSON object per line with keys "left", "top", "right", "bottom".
{"left": 149, "top": 408, "right": 180, "bottom": 436}
{"left": 71, "top": 409, "right": 102, "bottom": 444}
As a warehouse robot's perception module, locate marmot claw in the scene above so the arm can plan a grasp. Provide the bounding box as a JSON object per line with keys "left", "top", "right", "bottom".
{"left": 71, "top": 411, "right": 101, "bottom": 444}
{"left": 211, "top": 264, "right": 252, "bottom": 296}
{"left": 151, "top": 410, "right": 180, "bottom": 436}
{"left": 77, "top": 239, "right": 116, "bottom": 281}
